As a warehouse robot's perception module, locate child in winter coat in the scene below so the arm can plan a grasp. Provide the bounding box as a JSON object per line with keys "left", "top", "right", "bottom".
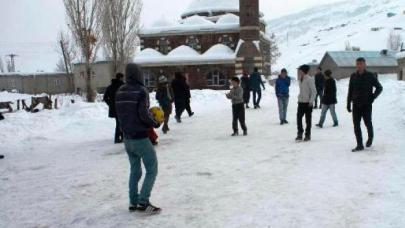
{"left": 226, "top": 77, "right": 248, "bottom": 136}
{"left": 156, "top": 75, "right": 174, "bottom": 134}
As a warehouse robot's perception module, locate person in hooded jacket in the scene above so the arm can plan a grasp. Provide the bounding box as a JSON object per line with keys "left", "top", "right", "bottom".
{"left": 103, "top": 73, "right": 125, "bottom": 143}
{"left": 115, "top": 63, "right": 161, "bottom": 215}
{"left": 156, "top": 75, "right": 174, "bottom": 134}
{"left": 316, "top": 70, "right": 338, "bottom": 128}
{"left": 314, "top": 67, "right": 325, "bottom": 109}
{"left": 249, "top": 68, "right": 266, "bottom": 109}
{"left": 171, "top": 72, "right": 189, "bottom": 123}
{"left": 240, "top": 71, "right": 251, "bottom": 108}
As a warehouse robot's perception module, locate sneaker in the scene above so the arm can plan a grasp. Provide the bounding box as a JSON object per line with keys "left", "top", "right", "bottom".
{"left": 352, "top": 146, "right": 365, "bottom": 152}
{"left": 280, "top": 121, "right": 284, "bottom": 125}
{"left": 137, "top": 203, "right": 161, "bottom": 215}
{"left": 366, "top": 138, "right": 373, "bottom": 148}
{"left": 295, "top": 135, "right": 303, "bottom": 141}
{"left": 175, "top": 116, "right": 181, "bottom": 123}
{"left": 304, "top": 135, "right": 311, "bottom": 141}
{"left": 189, "top": 112, "right": 195, "bottom": 117}
{"left": 316, "top": 124, "right": 323, "bottom": 128}
{"left": 246, "top": 105, "right": 250, "bottom": 109}
{"left": 283, "top": 120, "right": 289, "bottom": 124}
{"left": 243, "top": 130, "right": 248, "bottom": 136}
{"left": 231, "top": 132, "right": 239, "bottom": 137}
{"left": 333, "top": 123, "right": 339, "bottom": 127}
{"left": 129, "top": 204, "right": 138, "bottom": 212}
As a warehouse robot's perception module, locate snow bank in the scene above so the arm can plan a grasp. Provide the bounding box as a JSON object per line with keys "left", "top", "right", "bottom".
{"left": 203, "top": 44, "right": 235, "bottom": 57}
{"left": 167, "top": 45, "right": 200, "bottom": 57}
{"left": 181, "top": 0, "right": 239, "bottom": 17}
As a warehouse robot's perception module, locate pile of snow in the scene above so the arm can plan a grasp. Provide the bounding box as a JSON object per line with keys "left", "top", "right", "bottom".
{"left": 397, "top": 51, "right": 405, "bottom": 59}
{"left": 216, "top": 13, "right": 239, "bottom": 25}
{"left": 203, "top": 44, "right": 235, "bottom": 57}
{"left": 181, "top": 15, "right": 215, "bottom": 26}
{"left": 151, "top": 17, "right": 174, "bottom": 28}
{"left": 181, "top": 0, "right": 239, "bottom": 17}
{"left": 167, "top": 45, "right": 200, "bottom": 57}
{"left": 136, "top": 48, "right": 164, "bottom": 58}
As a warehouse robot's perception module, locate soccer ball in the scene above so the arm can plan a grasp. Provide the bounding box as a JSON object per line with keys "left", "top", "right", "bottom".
{"left": 150, "top": 106, "right": 165, "bottom": 124}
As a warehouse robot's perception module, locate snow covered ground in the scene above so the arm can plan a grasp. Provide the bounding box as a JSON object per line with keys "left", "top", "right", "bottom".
{"left": 1, "top": 76, "right": 405, "bottom": 228}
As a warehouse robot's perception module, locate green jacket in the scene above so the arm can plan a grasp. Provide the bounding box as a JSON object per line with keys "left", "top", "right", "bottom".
{"left": 249, "top": 72, "right": 265, "bottom": 91}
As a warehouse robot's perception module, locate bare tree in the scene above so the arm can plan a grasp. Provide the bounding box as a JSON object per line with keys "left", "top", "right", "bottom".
{"left": 387, "top": 30, "right": 403, "bottom": 51}
{"left": 63, "top": 0, "right": 100, "bottom": 102}
{"left": 0, "top": 57, "right": 4, "bottom": 73}
{"left": 55, "top": 31, "right": 77, "bottom": 73}
{"left": 269, "top": 33, "right": 281, "bottom": 65}
{"left": 99, "top": 0, "right": 142, "bottom": 74}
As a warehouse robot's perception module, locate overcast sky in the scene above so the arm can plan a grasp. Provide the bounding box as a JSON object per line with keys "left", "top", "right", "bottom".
{"left": 0, "top": 0, "right": 343, "bottom": 72}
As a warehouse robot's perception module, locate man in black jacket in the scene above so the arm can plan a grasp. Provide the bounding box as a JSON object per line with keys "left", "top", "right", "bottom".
{"left": 171, "top": 72, "right": 189, "bottom": 123}
{"left": 316, "top": 70, "right": 338, "bottom": 128}
{"left": 115, "top": 63, "right": 161, "bottom": 215}
{"left": 314, "top": 67, "right": 325, "bottom": 109}
{"left": 347, "top": 58, "right": 383, "bottom": 152}
{"left": 103, "top": 73, "right": 125, "bottom": 143}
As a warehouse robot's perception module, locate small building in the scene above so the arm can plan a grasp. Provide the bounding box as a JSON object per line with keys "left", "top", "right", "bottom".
{"left": 73, "top": 61, "right": 114, "bottom": 94}
{"left": 0, "top": 72, "right": 74, "bottom": 94}
{"left": 307, "top": 60, "right": 320, "bottom": 76}
{"left": 397, "top": 52, "right": 405, "bottom": 80}
{"left": 319, "top": 50, "right": 399, "bottom": 79}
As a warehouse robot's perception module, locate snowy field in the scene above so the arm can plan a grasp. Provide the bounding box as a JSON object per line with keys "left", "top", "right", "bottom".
{"left": 1, "top": 76, "right": 405, "bottom": 228}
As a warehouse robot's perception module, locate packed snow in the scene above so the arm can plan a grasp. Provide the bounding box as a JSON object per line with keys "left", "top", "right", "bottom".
{"left": 1, "top": 76, "right": 405, "bottom": 227}
{"left": 181, "top": 0, "right": 239, "bottom": 17}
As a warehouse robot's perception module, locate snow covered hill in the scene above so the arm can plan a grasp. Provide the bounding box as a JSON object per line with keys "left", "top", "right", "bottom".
{"left": 268, "top": 0, "right": 405, "bottom": 72}
{"left": 1, "top": 76, "right": 405, "bottom": 227}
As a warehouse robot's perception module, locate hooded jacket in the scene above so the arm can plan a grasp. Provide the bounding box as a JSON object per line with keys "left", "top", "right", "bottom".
{"left": 115, "top": 64, "right": 158, "bottom": 139}
{"left": 103, "top": 78, "right": 124, "bottom": 118}
{"left": 171, "top": 74, "right": 190, "bottom": 103}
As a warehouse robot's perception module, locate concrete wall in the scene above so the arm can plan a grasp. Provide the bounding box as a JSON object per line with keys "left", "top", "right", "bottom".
{"left": 0, "top": 73, "right": 74, "bottom": 94}
{"left": 73, "top": 62, "right": 114, "bottom": 94}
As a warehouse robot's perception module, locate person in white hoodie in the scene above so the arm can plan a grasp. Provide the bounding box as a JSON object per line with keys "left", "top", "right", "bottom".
{"left": 296, "top": 64, "right": 317, "bottom": 141}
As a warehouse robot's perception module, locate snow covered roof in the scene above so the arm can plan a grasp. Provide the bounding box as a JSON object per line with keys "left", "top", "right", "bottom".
{"left": 397, "top": 51, "right": 405, "bottom": 59}
{"left": 151, "top": 17, "right": 174, "bottom": 28}
{"left": 216, "top": 13, "right": 239, "bottom": 24}
{"left": 140, "top": 15, "right": 239, "bottom": 36}
{"left": 326, "top": 51, "right": 399, "bottom": 67}
{"left": 181, "top": 0, "right": 239, "bottom": 18}
{"left": 134, "top": 44, "right": 236, "bottom": 66}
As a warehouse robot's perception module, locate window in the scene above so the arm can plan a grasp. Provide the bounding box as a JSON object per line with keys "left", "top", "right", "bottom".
{"left": 218, "top": 35, "right": 235, "bottom": 48}
{"left": 143, "top": 71, "right": 156, "bottom": 88}
{"left": 8, "top": 79, "right": 16, "bottom": 88}
{"left": 157, "top": 38, "right": 171, "bottom": 54}
{"left": 207, "top": 70, "right": 227, "bottom": 86}
{"left": 54, "top": 79, "right": 61, "bottom": 87}
{"left": 186, "top": 36, "right": 201, "bottom": 51}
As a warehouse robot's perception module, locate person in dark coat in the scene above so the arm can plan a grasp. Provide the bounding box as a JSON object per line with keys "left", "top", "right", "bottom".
{"left": 103, "top": 73, "right": 125, "bottom": 143}
{"left": 314, "top": 67, "right": 325, "bottom": 109}
{"left": 115, "top": 63, "right": 161, "bottom": 214}
{"left": 240, "top": 71, "right": 251, "bottom": 108}
{"left": 347, "top": 57, "right": 383, "bottom": 152}
{"left": 249, "top": 68, "right": 265, "bottom": 109}
{"left": 156, "top": 75, "right": 174, "bottom": 134}
{"left": 171, "top": 72, "right": 189, "bottom": 123}
{"left": 275, "top": 68, "right": 291, "bottom": 125}
{"left": 184, "top": 76, "right": 194, "bottom": 117}
{"left": 316, "top": 70, "right": 338, "bottom": 128}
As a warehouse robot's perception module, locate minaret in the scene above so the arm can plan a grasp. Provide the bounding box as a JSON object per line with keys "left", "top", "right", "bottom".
{"left": 236, "top": 0, "right": 262, "bottom": 75}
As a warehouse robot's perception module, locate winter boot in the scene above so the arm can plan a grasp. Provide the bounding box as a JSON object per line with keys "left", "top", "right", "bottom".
{"left": 175, "top": 116, "right": 181, "bottom": 123}
{"left": 246, "top": 104, "right": 250, "bottom": 109}
{"left": 283, "top": 120, "right": 289, "bottom": 124}
{"left": 243, "top": 130, "right": 248, "bottom": 136}
{"left": 189, "top": 112, "right": 195, "bottom": 117}
{"left": 352, "top": 145, "right": 365, "bottom": 152}
{"left": 231, "top": 131, "right": 239, "bottom": 137}
{"left": 366, "top": 138, "right": 373, "bottom": 148}
{"left": 304, "top": 135, "right": 311, "bottom": 142}
{"left": 137, "top": 203, "right": 161, "bottom": 215}
{"left": 295, "top": 135, "right": 303, "bottom": 141}
{"left": 316, "top": 124, "right": 323, "bottom": 128}
{"left": 333, "top": 123, "right": 339, "bottom": 127}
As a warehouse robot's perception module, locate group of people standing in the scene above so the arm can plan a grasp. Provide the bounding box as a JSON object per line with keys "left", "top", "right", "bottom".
{"left": 270, "top": 58, "right": 382, "bottom": 152}
{"left": 103, "top": 55, "right": 383, "bottom": 215}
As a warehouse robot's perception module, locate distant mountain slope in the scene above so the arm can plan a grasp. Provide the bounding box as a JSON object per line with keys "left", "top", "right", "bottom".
{"left": 268, "top": 0, "right": 405, "bottom": 72}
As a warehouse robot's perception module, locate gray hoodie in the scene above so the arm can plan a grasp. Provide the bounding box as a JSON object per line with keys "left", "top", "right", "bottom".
{"left": 298, "top": 75, "right": 317, "bottom": 104}
{"left": 226, "top": 86, "right": 244, "bottom": 105}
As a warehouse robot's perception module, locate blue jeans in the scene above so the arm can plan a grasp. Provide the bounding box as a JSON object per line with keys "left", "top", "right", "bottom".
{"left": 124, "top": 138, "right": 158, "bottom": 205}
{"left": 319, "top": 104, "right": 338, "bottom": 126}
{"left": 277, "top": 96, "right": 289, "bottom": 122}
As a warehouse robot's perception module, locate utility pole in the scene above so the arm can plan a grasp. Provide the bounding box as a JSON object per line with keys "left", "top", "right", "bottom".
{"left": 6, "top": 54, "right": 18, "bottom": 72}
